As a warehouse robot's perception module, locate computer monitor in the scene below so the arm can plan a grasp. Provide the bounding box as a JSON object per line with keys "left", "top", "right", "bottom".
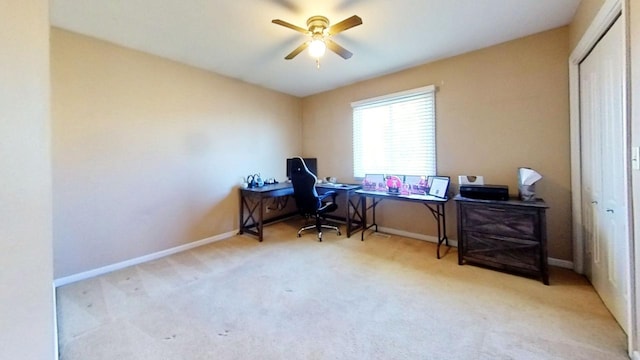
{"left": 287, "top": 157, "right": 318, "bottom": 179}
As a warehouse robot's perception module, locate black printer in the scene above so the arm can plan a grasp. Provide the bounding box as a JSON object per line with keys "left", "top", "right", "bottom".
{"left": 459, "top": 184, "right": 509, "bottom": 201}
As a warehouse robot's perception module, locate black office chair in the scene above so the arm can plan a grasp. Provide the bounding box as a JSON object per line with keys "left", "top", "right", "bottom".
{"left": 289, "top": 157, "right": 341, "bottom": 241}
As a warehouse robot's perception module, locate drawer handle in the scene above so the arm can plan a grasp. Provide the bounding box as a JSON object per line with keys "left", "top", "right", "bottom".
{"left": 485, "top": 207, "right": 506, "bottom": 212}
{"left": 591, "top": 201, "right": 598, "bottom": 204}
{"left": 606, "top": 209, "right": 614, "bottom": 213}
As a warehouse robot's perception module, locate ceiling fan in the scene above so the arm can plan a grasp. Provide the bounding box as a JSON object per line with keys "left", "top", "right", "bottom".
{"left": 272, "top": 15, "right": 363, "bottom": 63}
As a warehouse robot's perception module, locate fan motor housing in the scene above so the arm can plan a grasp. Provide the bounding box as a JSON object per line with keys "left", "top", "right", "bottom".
{"left": 307, "top": 15, "right": 329, "bottom": 34}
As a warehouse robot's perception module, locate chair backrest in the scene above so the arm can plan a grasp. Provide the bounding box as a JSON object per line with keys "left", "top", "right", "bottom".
{"left": 289, "top": 157, "right": 321, "bottom": 214}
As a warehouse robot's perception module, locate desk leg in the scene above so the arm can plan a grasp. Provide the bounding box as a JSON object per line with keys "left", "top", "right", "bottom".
{"left": 361, "top": 197, "right": 380, "bottom": 241}
{"left": 345, "top": 191, "right": 352, "bottom": 237}
{"left": 442, "top": 204, "right": 448, "bottom": 246}
{"left": 345, "top": 191, "right": 364, "bottom": 238}
{"left": 422, "top": 202, "right": 449, "bottom": 259}
{"left": 347, "top": 195, "right": 364, "bottom": 237}
{"left": 361, "top": 195, "right": 366, "bottom": 241}
{"left": 258, "top": 196, "right": 264, "bottom": 242}
{"left": 238, "top": 189, "right": 245, "bottom": 235}
{"left": 436, "top": 203, "right": 448, "bottom": 259}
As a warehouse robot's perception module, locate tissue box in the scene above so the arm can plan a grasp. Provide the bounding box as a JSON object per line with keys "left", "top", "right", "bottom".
{"left": 458, "top": 175, "right": 484, "bottom": 186}
{"left": 519, "top": 184, "right": 536, "bottom": 201}
{"left": 518, "top": 167, "right": 542, "bottom": 201}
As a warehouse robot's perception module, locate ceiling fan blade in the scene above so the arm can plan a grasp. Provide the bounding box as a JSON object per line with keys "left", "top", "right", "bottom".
{"left": 285, "top": 42, "right": 309, "bottom": 60}
{"left": 272, "top": 19, "right": 309, "bottom": 34}
{"left": 326, "top": 39, "right": 353, "bottom": 59}
{"left": 328, "top": 15, "right": 362, "bottom": 35}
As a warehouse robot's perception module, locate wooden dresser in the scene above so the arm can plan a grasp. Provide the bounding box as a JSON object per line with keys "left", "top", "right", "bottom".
{"left": 454, "top": 195, "right": 549, "bottom": 285}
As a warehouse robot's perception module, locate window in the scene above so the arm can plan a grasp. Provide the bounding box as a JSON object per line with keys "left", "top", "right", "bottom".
{"left": 352, "top": 85, "right": 436, "bottom": 178}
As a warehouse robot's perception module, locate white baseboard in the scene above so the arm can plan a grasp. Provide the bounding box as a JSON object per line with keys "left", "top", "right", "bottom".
{"left": 373, "top": 226, "right": 575, "bottom": 270}
{"left": 55, "top": 225, "right": 579, "bottom": 287}
{"left": 548, "top": 257, "right": 574, "bottom": 269}
{"left": 52, "top": 282, "right": 59, "bottom": 360}
{"left": 375, "top": 226, "right": 458, "bottom": 248}
{"left": 53, "top": 230, "right": 237, "bottom": 287}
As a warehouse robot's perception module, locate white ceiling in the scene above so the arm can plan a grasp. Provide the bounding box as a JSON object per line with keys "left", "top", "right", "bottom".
{"left": 50, "top": 0, "right": 581, "bottom": 97}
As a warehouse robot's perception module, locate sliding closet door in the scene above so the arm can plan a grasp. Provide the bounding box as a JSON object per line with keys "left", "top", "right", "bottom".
{"left": 579, "top": 18, "right": 629, "bottom": 333}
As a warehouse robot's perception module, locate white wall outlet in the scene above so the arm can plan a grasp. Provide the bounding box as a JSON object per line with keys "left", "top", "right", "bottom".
{"left": 632, "top": 147, "right": 640, "bottom": 170}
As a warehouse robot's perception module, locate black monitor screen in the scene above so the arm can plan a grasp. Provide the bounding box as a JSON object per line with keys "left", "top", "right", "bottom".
{"left": 287, "top": 157, "right": 318, "bottom": 179}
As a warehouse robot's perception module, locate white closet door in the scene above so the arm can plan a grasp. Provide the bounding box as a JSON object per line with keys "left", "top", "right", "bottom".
{"left": 580, "top": 69, "right": 602, "bottom": 279}
{"left": 579, "top": 18, "right": 629, "bottom": 333}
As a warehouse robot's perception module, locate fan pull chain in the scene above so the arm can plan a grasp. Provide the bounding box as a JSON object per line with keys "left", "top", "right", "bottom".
{"left": 316, "top": 58, "right": 320, "bottom": 69}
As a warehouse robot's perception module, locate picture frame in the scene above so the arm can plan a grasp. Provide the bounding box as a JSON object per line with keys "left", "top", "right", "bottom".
{"left": 362, "top": 174, "right": 386, "bottom": 191}
{"left": 404, "top": 175, "right": 429, "bottom": 195}
{"left": 428, "top": 176, "right": 450, "bottom": 198}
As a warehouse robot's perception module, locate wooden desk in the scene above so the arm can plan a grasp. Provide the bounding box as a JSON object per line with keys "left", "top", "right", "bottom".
{"left": 238, "top": 183, "right": 363, "bottom": 242}
{"left": 356, "top": 190, "right": 450, "bottom": 259}
{"left": 238, "top": 183, "right": 293, "bottom": 242}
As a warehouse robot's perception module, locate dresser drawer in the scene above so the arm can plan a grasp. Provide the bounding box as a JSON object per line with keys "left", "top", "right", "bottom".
{"left": 462, "top": 231, "right": 540, "bottom": 271}
{"left": 460, "top": 203, "right": 540, "bottom": 240}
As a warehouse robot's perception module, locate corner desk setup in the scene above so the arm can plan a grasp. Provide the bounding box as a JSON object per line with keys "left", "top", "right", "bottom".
{"left": 238, "top": 180, "right": 452, "bottom": 259}
{"left": 238, "top": 182, "right": 364, "bottom": 242}
{"left": 238, "top": 167, "right": 550, "bottom": 284}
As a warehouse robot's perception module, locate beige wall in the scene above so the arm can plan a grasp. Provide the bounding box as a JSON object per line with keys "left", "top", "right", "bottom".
{"left": 51, "top": 29, "right": 302, "bottom": 278}
{"left": 302, "top": 28, "right": 572, "bottom": 260}
{"left": 48, "top": 1, "right": 629, "bottom": 275}
{"left": 0, "top": 1, "right": 55, "bottom": 359}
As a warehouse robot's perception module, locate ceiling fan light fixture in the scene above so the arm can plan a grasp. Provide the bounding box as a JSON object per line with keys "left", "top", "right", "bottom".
{"left": 308, "top": 39, "right": 326, "bottom": 58}
{"left": 272, "top": 14, "right": 362, "bottom": 64}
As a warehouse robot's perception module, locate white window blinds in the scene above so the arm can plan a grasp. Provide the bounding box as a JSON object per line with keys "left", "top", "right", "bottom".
{"left": 352, "top": 85, "right": 436, "bottom": 178}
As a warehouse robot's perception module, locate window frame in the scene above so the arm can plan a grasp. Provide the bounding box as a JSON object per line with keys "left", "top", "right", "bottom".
{"left": 351, "top": 85, "right": 436, "bottom": 180}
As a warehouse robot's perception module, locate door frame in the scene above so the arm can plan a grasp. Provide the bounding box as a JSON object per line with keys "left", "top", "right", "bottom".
{"left": 569, "top": 0, "right": 636, "bottom": 355}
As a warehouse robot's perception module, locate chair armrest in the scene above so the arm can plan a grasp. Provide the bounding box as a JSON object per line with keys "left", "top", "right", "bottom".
{"left": 318, "top": 190, "right": 339, "bottom": 214}
{"left": 318, "top": 190, "right": 337, "bottom": 202}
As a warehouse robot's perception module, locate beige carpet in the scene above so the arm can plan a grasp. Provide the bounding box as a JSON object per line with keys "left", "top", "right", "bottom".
{"left": 56, "top": 220, "right": 628, "bottom": 359}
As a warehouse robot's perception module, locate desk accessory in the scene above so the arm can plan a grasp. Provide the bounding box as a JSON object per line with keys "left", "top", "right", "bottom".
{"left": 518, "top": 167, "right": 542, "bottom": 201}
{"left": 458, "top": 175, "right": 484, "bottom": 185}
{"left": 404, "top": 175, "right": 429, "bottom": 195}
{"left": 246, "top": 174, "right": 264, "bottom": 188}
{"left": 459, "top": 184, "right": 509, "bottom": 200}
{"left": 428, "top": 176, "right": 450, "bottom": 198}
{"left": 362, "top": 174, "right": 385, "bottom": 191}
{"left": 385, "top": 175, "right": 403, "bottom": 194}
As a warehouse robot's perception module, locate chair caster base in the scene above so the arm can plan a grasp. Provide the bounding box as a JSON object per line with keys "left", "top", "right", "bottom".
{"left": 297, "top": 222, "right": 340, "bottom": 241}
